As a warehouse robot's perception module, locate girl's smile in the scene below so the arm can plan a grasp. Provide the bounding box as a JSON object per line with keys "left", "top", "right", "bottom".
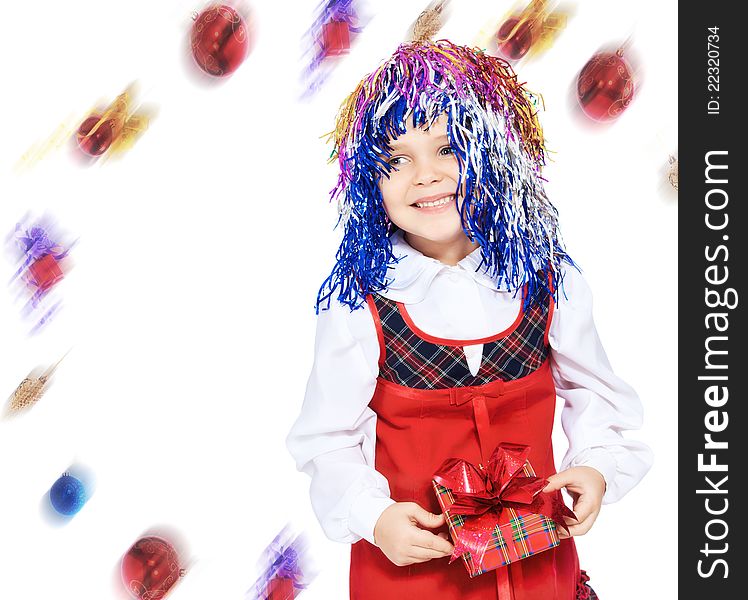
{"left": 411, "top": 193, "right": 455, "bottom": 211}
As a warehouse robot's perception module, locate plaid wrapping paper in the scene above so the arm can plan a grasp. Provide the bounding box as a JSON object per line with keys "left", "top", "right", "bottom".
{"left": 432, "top": 462, "right": 561, "bottom": 578}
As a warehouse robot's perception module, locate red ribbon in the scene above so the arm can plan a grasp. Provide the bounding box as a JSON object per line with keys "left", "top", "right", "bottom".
{"left": 433, "top": 442, "right": 576, "bottom": 567}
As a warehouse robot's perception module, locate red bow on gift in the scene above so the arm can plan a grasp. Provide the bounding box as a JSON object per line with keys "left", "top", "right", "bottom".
{"left": 433, "top": 442, "right": 576, "bottom": 565}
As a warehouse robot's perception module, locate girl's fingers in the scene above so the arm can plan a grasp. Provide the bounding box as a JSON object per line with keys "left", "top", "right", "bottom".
{"left": 570, "top": 494, "right": 596, "bottom": 523}
{"left": 412, "top": 528, "right": 454, "bottom": 555}
{"left": 563, "top": 506, "right": 600, "bottom": 537}
{"left": 407, "top": 546, "right": 453, "bottom": 562}
{"left": 565, "top": 519, "right": 594, "bottom": 537}
{"left": 543, "top": 471, "right": 576, "bottom": 493}
{"left": 409, "top": 504, "right": 446, "bottom": 529}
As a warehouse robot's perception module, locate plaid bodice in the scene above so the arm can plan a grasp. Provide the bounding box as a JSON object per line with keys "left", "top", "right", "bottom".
{"left": 366, "top": 285, "right": 553, "bottom": 390}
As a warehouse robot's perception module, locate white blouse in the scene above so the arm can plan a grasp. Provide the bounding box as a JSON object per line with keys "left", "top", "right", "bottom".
{"left": 286, "top": 231, "right": 653, "bottom": 545}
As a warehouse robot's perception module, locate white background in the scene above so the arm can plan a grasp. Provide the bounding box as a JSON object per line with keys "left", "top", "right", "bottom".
{"left": 0, "top": 0, "right": 676, "bottom": 598}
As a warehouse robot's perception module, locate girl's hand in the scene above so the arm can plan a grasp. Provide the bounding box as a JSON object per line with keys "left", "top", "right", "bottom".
{"left": 373, "top": 502, "right": 454, "bottom": 567}
{"left": 543, "top": 466, "right": 606, "bottom": 539}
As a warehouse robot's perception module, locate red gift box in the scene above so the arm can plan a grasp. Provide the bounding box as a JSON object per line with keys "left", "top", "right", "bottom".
{"left": 264, "top": 576, "right": 297, "bottom": 600}
{"left": 320, "top": 20, "right": 351, "bottom": 57}
{"left": 26, "top": 254, "right": 64, "bottom": 292}
{"left": 432, "top": 443, "right": 574, "bottom": 578}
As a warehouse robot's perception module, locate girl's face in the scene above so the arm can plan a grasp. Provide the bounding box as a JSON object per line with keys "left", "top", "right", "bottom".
{"left": 378, "top": 114, "right": 474, "bottom": 261}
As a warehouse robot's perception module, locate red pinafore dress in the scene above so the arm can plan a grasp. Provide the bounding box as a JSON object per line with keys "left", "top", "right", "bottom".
{"left": 349, "top": 283, "right": 597, "bottom": 599}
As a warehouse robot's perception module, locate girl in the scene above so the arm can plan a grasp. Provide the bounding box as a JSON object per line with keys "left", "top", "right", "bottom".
{"left": 287, "top": 40, "right": 652, "bottom": 599}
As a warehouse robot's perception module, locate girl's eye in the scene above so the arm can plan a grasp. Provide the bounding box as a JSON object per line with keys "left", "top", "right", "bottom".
{"left": 439, "top": 146, "right": 455, "bottom": 156}
{"left": 388, "top": 156, "right": 407, "bottom": 167}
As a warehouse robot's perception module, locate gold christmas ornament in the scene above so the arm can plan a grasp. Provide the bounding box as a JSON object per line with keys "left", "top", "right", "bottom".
{"left": 8, "top": 377, "right": 48, "bottom": 413}
{"left": 5, "top": 352, "right": 69, "bottom": 416}
{"left": 410, "top": 1, "right": 449, "bottom": 43}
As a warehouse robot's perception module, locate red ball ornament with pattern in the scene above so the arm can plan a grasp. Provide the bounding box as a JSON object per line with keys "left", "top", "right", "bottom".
{"left": 497, "top": 17, "right": 533, "bottom": 60}
{"left": 76, "top": 115, "right": 114, "bottom": 156}
{"left": 121, "top": 536, "right": 182, "bottom": 599}
{"left": 576, "top": 48, "right": 635, "bottom": 122}
{"left": 191, "top": 5, "right": 249, "bottom": 77}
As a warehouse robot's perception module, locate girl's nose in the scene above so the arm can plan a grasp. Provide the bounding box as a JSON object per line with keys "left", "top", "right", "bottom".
{"left": 413, "top": 161, "right": 442, "bottom": 185}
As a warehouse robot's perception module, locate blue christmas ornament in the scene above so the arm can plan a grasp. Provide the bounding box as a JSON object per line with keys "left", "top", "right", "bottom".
{"left": 49, "top": 474, "right": 87, "bottom": 516}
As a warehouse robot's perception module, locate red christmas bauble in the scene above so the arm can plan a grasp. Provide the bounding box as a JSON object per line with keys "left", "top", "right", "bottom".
{"left": 76, "top": 115, "right": 114, "bottom": 156}
{"left": 576, "top": 50, "right": 635, "bottom": 122}
{"left": 121, "top": 536, "right": 181, "bottom": 599}
{"left": 497, "top": 17, "right": 533, "bottom": 60}
{"left": 191, "top": 5, "right": 249, "bottom": 77}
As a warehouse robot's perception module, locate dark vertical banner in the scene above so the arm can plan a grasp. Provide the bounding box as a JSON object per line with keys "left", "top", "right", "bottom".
{"left": 680, "top": 3, "right": 744, "bottom": 596}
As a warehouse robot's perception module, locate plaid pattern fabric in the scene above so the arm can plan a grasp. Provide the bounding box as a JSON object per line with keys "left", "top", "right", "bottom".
{"left": 432, "top": 463, "right": 560, "bottom": 578}
{"left": 371, "top": 286, "right": 551, "bottom": 389}
{"left": 577, "top": 570, "right": 600, "bottom": 600}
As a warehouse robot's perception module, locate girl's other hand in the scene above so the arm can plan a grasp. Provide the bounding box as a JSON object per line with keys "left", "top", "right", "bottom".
{"left": 373, "top": 502, "right": 454, "bottom": 566}
{"left": 542, "top": 466, "right": 606, "bottom": 539}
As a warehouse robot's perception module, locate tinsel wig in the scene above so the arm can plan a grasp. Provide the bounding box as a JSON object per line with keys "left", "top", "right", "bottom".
{"left": 316, "top": 40, "right": 575, "bottom": 313}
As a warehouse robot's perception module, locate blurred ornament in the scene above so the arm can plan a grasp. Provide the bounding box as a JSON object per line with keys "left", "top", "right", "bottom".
{"left": 76, "top": 115, "right": 115, "bottom": 156}
{"left": 9, "top": 218, "right": 76, "bottom": 334}
{"left": 320, "top": 19, "right": 351, "bottom": 56}
{"left": 12, "top": 224, "right": 69, "bottom": 293}
{"left": 497, "top": 17, "right": 533, "bottom": 59}
{"left": 27, "top": 253, "right": 64, "bottom": 291}
{"left": 495, "top": 0, "right": 568, "bottom": 61}
{"left": 12, "top": 223, "right": 70, "bottom": 298}
{"left": 316, "top": 1, "right": 360, "bottom": 58}
{"left": 49, "top": 473, "right": 87, "bottom": 516}
{"left": 75, "top": 85, "right": 151, "bottom": 159}
{"left": 668, "top": 155, "right": 678, "bottom": 190}
{"left": 247, "top": 526, "right": 314, "bottom": 600}
{"left": 265, "top": 576, "right": 296, "bottom": 600}
{"left": 191, "top": 4, "right": 250, "bottom": 77}
{"left": 121, "top": 536, "right": 184, "bottom": 600}
{"left": 410, "top": 1, "right": 449, "bottom": 43}
{"left": 576, "top": 46, "right": 635, "bottom": 122}
{"left": 301, "top": 1, "right": 369, "bottom": 98}
{"left": 5, "top": 352, "right": 68, "bottom": 416}
{"left": 14, "top": 224, "right": 69, "bottom": 269}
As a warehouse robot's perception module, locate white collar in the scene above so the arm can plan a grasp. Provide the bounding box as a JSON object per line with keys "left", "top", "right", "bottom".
{"left": 380, "top": 230, "right": 514, "bottom": 303}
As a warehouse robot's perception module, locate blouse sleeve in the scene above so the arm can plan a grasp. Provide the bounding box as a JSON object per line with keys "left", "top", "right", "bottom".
{"left": 549, "top": 267, "right": 654, "bottom": 503}
{"left": 286, "top": 299, "right": 395, "bottom": 544}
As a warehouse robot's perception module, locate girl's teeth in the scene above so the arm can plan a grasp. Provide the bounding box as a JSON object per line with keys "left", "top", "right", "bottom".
{"left": 416, "top": 196, "right": 452, "bottom": 208}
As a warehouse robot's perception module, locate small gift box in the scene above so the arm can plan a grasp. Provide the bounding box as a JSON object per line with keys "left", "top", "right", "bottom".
{"left": 320, "top": 20, "right": 351, "bottom": 56}
{"left": 264, "top": 576, "right": 297, "bottom": 600}
{"left": 432, "top": 442, "right": 575, "bottom": 578}
{"left": 26, "top": 253, "right": 64, "bottom": 292}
